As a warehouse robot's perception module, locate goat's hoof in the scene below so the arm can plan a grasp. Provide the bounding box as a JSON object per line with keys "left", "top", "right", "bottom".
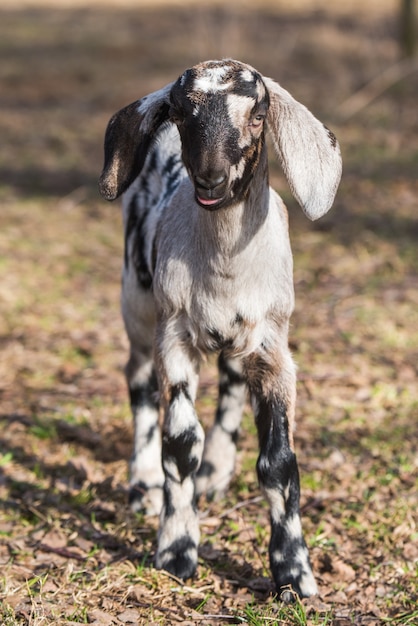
{"left": 275, "top": 570, "right": 318, "bottom": 602}
{"left": 156, "top": 554, "right": 197, "bottom": 582}
{"left": 155, "top": 536, "right": 198, "bottom": 581}
{"left": 128, "top": 482, "right": 163, "bottom": 516}
{"left": 278, "top": 586, "right": 299, "bottom": 604}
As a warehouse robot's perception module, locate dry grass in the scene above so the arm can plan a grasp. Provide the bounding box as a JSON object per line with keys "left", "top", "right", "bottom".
{"left": 0, "top": 1, "right": 417, "bottom": 624}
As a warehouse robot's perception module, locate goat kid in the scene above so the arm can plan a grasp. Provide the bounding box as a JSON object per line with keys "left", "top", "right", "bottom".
{"left": 99, "top": 59, "right": 342, "bottom": 600}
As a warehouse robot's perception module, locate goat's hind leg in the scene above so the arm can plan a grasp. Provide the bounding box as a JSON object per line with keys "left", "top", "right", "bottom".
{"left": 196, "top": 353, "right": 246, "bottom": 500}
{"left": 126, "top": 347, "right": 164, "bottom": 515}
{"left": 123, "top": 277, "right": 164, "bottom": 515}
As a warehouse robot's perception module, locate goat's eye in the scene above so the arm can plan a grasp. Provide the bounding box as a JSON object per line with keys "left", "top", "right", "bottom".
{"left": 250, "top": 114, "right": 265, "bottom": 129}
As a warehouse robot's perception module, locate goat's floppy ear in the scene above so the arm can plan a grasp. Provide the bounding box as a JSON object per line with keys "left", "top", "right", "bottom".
{"left": 264, "top": 77, "right": 342, "bottom": 220}
{"left": 99, "top": 82, "right": 174, "bottom": 201}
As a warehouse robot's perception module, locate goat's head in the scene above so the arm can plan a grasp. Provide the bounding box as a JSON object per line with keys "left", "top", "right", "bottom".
{"left": 99, "top": 59, "right": 342, "bottom": 220}
{"left": 169, "top": 60, "right": 269, "bottom": 210}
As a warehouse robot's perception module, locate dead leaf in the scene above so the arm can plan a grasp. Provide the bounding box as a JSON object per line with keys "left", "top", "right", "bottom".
{"left": 89, "top": 609, "right": 116, "bottom": 625}
{"left": 117, "top": 609, "right": 141, "bottom": 624}
{"left": 333, "top": 558, "right": 356, "bottom": 582}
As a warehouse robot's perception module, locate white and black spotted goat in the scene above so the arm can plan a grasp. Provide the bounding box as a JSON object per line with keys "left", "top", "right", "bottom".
{"left": 99, "top": 59, "right": 342, "bottom": 600}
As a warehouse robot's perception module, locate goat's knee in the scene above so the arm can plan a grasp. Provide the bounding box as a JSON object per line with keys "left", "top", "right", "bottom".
{"left": 156, "top": 381, "right": 204, "bottom": 580}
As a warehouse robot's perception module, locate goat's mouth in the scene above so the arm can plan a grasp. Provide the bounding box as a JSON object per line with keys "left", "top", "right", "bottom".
{"left": 196, "top": 194, "right": 226, "bottom": 210}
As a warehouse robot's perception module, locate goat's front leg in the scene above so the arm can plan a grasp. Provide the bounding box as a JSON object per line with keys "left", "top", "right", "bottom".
{"left": 246, "top": 347, "right": 317, "bottom": 601}
{"left": 196, "top": 353, "right": 246, "bottom": 500}
{"left": 154, "top": 320, "right": 204, "bottom": 580}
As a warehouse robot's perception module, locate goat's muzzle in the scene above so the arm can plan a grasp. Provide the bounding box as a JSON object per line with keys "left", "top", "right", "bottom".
{"left": 194, "top": 172, "right": 229, "bottom": 210}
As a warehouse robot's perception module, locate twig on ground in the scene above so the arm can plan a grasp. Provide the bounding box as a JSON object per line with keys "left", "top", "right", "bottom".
{"left": 218, "top": 496, "right": 264, "bottom": 520}
{"left": 38, "top": 543, "right": 87, "bottom": 562}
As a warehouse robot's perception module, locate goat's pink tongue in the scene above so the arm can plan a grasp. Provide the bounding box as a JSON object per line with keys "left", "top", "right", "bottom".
{"left": 198, "top": 196, "right": 220, "bottom": 206}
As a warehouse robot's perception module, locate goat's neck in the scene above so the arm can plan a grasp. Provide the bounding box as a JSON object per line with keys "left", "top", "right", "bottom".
{"left": 198, "top": 149, "right": 270, "bottom": 257}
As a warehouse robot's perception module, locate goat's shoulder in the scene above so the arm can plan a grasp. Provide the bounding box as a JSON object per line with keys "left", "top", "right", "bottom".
{"left": 122, "top": 124, "right": 185, "bottom": 222}
{"left": 121, "top": 125, "right": 186, "bottom": 292}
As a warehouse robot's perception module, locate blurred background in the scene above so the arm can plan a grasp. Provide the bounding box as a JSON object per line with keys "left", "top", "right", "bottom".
{"left": 0, "top": 0, "right": 416, "bottom": 199}
{"left": 0, "top": 1, "right": 417, "bottom": 624}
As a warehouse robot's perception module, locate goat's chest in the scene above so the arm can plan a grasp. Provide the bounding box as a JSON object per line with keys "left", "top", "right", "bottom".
{"left": 155, "top": 248, "right": 294, "bottom": 357}
{"left": 153, "top": 188, "right": 294, "bottom": 356}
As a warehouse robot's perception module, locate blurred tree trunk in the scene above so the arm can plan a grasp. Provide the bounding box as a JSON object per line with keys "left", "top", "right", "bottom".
{"left": 400, "top": 0, "right": 416, "bottom": 57}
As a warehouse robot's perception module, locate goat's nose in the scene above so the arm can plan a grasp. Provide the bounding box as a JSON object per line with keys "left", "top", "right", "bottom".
{"left": 195, "top": 172, "right": 227, "bottom": 191}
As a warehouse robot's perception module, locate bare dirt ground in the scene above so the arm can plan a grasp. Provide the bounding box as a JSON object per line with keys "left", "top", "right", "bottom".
{"left": 0, "top": 1, "right": 417, "bottom": 624}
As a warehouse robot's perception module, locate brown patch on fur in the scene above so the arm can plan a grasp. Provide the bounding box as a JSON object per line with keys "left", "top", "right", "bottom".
{"left": 244, "top": 349, "right": 296, "bottom": 451}
{"left": 243, "top": 350, "right": 292, "bottom": 401}
{"left": 188, "top": 90, "right": 207, "bottom": 106}
{"left": 244, "top": 136, "right": 264, "bottom": 174}
{"left": 195, "top": 59, "right": 246, "bottom": 83}
{"left": 243, "top": 141, "right": 258, "bottom": 166}
{"left": 243, "top": 313, "right": 297, "bottom": 450}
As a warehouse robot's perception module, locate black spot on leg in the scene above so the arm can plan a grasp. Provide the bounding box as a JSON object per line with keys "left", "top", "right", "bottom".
{"left": 229, "top": 428, "right": 239, "bottom": 445}
{"left": 164, "top": 384, "right": 202, "bottom": 481}
{"left": 162, "top": 482, "right": 176, "bottom": 518}
{"left": 129, "top": 385, "right": 158, "bottom": 410}
{"left": 217, "top": 354, "right": 246, "bottom": 425}
{"left": 255, "top": 397, "right": 288, "bottom": 448}
{"left": 128, "top": 480, "right": 148, "bottom": 505}
{"left": 169, "top": 381, "right": 191, "bottom": 403}
{"left": 145, "top": 423, "right": 157, "bottom": 444}
{"left": 163, "top": 425, "right": 201, "bottom": 482}
{"left": 254, "top": 396, "right": 315, "bottom": 597}
{"left": 128, "top": 479, "right": 163, "bottom": 509}
{"left": 129, "top": 369, "right": 159, "bottom": 412}
{"left": 218, "top": 353, "right": 246, "bottom": 386}
{"left": 255, "top": 397, "right": 300, "bottom": 509}
{"left": 196, "top": 459, "right": 215, "bottom": 479}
